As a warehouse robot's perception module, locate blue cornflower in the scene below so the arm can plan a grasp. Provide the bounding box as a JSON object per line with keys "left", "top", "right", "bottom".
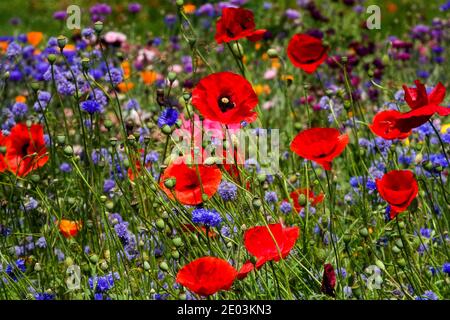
{"left": 442, "top": 262, "right": 450, "bottom": 274}
{"left": 416, "top": 290, "right": 439, "bottom": 300}
{"left": 59, "top": 162, "right": 72, "bottom": 173}
{"left": 157, "top": 108, "right": 179, "bottom": 127}
{"left": 105, "top": 68, "right": 123, "bottom": 86}
{"left": 35, "top": 292, "right": 55, "bottom": 300}
{"left": 103, "top": 179, "right": 115, "bottom": 193}
{"left": 7, "top": 41, "right": 21, "bottom": 57}
{"left": 114, "top": 222, "right": 130, "bottom": 241}
{"left": 81, "top": 100, "right": 103, "bottom": 114}
{"left": 125, "top": 98, "right": 140, "bottom": 111}
{"left": 36, "top": 237, "right": 47, "bottom": 248}
{"left": 11, "top": 102, "right": 28, "bottom": 118}
{"left": 192, "top": 208, "right": 222, "bottom": 227}
{"left": 82, "top": 27, "right": 94, "bottom": 38}
{"left": 24, "top": 197, "right": 38, "bottom": 211}
{"left": 280, "top": 201, "right": 292, "bottom": 214}
{"left": 145, "top": 151, "right": 159, "bottom": 164}
{"left": 264, "top": 191, "right": 278, "bottom": 203}
{"left": 420, "top": 228, "right": 432, "bottom": 238}
{"left": 218, "top": 181, "right": 237, "bottom": 201}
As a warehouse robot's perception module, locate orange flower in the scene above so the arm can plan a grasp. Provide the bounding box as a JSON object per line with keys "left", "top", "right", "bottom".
{"left": 15, "top": 96, "right": 27, "bottom": 103}
{"left": 121, "top": 61, "right": 131, "bottom": 80}
{"left": 63, "top": 44, "right": 76, "bottom": 52}
{"left": 27, "top": 32, "right": 43, "bottom": 47}
{"left": 0, "top": 41, "right": 8, "bottom": 54}
{"left": 183, "top": 4, "right": 196, "bottom": 14}
{"left": 59, "top": 219, "right": 82, "bottom": 238}
{"left": 140, "top": 70, "right": 157, "bottom": 85}
{"left": 117, "top": 82, "right": 134, "bottom": 93}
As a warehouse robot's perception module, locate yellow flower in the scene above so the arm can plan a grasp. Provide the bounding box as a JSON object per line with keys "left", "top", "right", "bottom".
{"left": 441, "top": 123, "right": 450, "bottom": 134}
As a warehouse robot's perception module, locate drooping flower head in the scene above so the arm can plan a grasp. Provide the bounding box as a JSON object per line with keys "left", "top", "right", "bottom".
{"left": 192, "top": 71, "right": 258, "bottom": 125}
{"left": 290, "top": 128, "right": 349, "bottom": 170}
{"left": 244, "top": 223, "right": 299, "bottom": 268}
{"left": 176, "top": 257, "right": 237, "bottom": 296}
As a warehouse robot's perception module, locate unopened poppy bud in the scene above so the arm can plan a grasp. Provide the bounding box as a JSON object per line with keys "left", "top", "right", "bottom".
{"left": 159, "top": 261, "right": 169, "bottom": 271}
{"left": 94, "top": 21, "right": 103, "bottom": 33}
{"left": 202, "top": 193, "right": 209, "bottom": 202}
{"left": 4, "top": 71, "right": 10, "bottom": 80}
{"left": 288, "top": 175, "right": 297, "bottom": 184}
{"left": 397, "top": 258, "right": 406, "bottom": 267}
{"left": 30, "top": 174, "right": 40, "bottom": 183}
{"left": 57, "top": 35, "right": 67, "bottom": 49}
{"left": 252, "top": 197, "right": 262, "bottom": 209}
{"left": 161, "top": 124, "right": 172, "bottom": 135}
{"left": 367, "top": 69, "right": 374, "bottom": 78}
{"left": 171, "top": 250, "right": 180, "bottom": 259}
{"left": 155, "top": 218, "right": 165, "bottom": 230}
{"left": 398, "top": 221, "right": 405, "bottom": 229}
{"left": 164, "top": 177, "right": 176, "bottom": 189}
{"left": 168, "top": 71, "right": 177, "bottom": 82}
{"left": 109, "top": 137, "right": 118, "bottom": 146}
{"left": 0, "top": 146, "right": 6, "bottom": 154}
{"left": 56, "top": 134, "right": 66, "bottom": 144}
{"left": 105, "top": 201, "right": 114, "bottom": 210}
{"left": 257, "top": 173, "right": 266, "bottom": 182}
{"left": 104, "top": 119, "right": 113, "bottom": 129}
{"left": 382, "top": 54, "right": 390, "bottom": 65}
{"left": 267, "top": 48, "right": 278, "bottom": 58}
{"left": 63, "top": 145, "right": 74, "bottom": 156}
{"left": 344, "top": 100, "right": 351, "bottom": 110}
{"left": 31, "top": 82, "right": 40, "bottom": 92}
{"left": 176, "top": 0, "right": 184, "bottom": 6}
{"left": 182, "top": 92, "right": 191, "bottom": 102}
{"left": 89, "top": 254, "right": 99, "bottom": 264}
{"left": 232, "top": 42, "right": 244, "bottom": 58}
{"left": 172, "top": 237, "right": 183, "bottom": 247}
{"left": 395, "top": 239, "right": 403, "bottom": 248}
{"left": 81, "top": 58, "right": 90, "bottom": 70}
{"left": 64, "top": 257, "right": 74, "bottom": 268}
{"left": 179, "top": 293, "right": 187, "bottom": 300}
{"left": 47, "top": 54, "right": 57, "bottom": 64}
{"left": 294, "top": 122, "right": 302, "bottom": 130}
{"left": 359, "top": 227, "right": 369, "bottom": 237}
{"left": 343, "top": 233, "right": 352, "bottom": 243}
{"left": 100, "top": 260, "right": 108, "bottom": 271}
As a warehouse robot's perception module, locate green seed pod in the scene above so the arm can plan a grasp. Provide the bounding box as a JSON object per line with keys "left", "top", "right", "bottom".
{"left": 398, "top": 221, "right": 406, "bottom": 229}
{"left": 172, "top": 237, "right": 183, "bottom": 247}
{"left": 298, "top": 194, "right": 307, "bottom": 206}
{"left": 252, "top": 197, "right": 262, "bottom": 209}
{"left": 100, "top": 260, "right": 108, "bottom": 271}
{"left": 343, "top": 233, "right": 352, "bottom": 244}
{"left": 395, "top": 239, "right": 404, "bottom": 248}
{"left": 344, "top": 100, "right": 352, "bottom": 110}
{"left": 30, "top": 174, "right": 40, "bottom": 183}
{"left": 57, "top": 35, "right": 67, "bottom": 49}
{"left": 81, "top": 58, "right": 90, "bottom": 70}
{"left": 94, "top": 21, "right": 103, "bottom": 33}
{"left": 164, "top": 177, "right": 176, "bottom": 189}
{"left": 257, "top": 173, "right": 267, "bottom": 182}
{"left": 202, "top": 193, "right": 209, "bottom": 202}
{"left": 0, "top": 146, "right": 6, "bottom": 154}
{"left": 143, "top": 261, "right": 151, "bottom": 271}
{"left": 105, "top": 201, "right": 114, "bottom": 210}
{"left": 159, "top": 261, "right": 169, "bottom": 271}
{"left": 161, "top": 124, "right": 172, "bottom": 135}
{"left": 231, "top": 42, "right": 244, "bottom": 58}
{"left": 34, "top": 262, "right": 42, "bottom": 272}
{"left": 294, "top": 122, "right": 302, "bottom": 131}
{"left": 56, "top": 134, "right": 66, "bottom": 144}
{"left": 155, "top": 218, "right": 165, "bottom": 230}
{"left": 104, "top": 119, "right": 113, "bottom": 129}
{"left": 397, "top": 258, "right": 407, "bottom": 267}
{"left": 392, "top": 245, "right": 401, "bottom": 254}
{"left": 179, "top": 293, "right": 187, "bottom": 300}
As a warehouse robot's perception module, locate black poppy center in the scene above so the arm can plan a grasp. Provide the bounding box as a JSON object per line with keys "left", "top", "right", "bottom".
{"left": 218, "top": 96, "right": 235, "bottom": 113}
{"left": 21, "top": 142, "right": 30, "bottom": 156}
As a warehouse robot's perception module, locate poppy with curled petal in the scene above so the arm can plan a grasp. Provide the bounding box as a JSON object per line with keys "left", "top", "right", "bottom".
{"left": 159, "top": 157, "right": 222, "bottom": 205}
{"left": 4, "top": 123, "right": 49, "bottom": 177}
{"left": 237, "top": 261, "right": 254, "bottom": 280}
{"left": 59, "top": 219, "right": 82, "bottom": 238}
{"left": 192, "top": 72, "right": 258, "bottom": 125}
{"left": 244, "top": 223, "right": 299, "bottom": 268}
{"left": 215, "top": 7, "right": 267, "bottom": 44}
{"left": 376, "top": 170, "right": 418, "bottom": 219}
{"left": 398, "top": 80, "right": 450, "bottom": 131}
{"left": 369, "top": 110, "right": 411, "bottom": 140}
{"left": 288, "top": 188, "right": 324, "bottom": 213}
{"left": 176, "top": 256, "right": 237, "bottom": 296}
{"left": 321, "top": 263, "right": 336, "bottom": 297}
{"left": 290, "top": 128, "right": 349, "bottom": 170}
{"left": 287, "top": 33, "right": 329, "bottom": 74}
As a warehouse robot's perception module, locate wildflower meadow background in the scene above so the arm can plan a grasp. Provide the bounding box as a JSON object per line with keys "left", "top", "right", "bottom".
{"left": 0, "top": 0, "right": 450, "bottom": 301}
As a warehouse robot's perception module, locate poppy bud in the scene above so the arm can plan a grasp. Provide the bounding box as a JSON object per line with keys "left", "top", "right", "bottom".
{"left": 171, "top": 250, "right": 180, "bottom": 259}
{"left": 176, "top": 0, "right": 184, "bottom": 6}
{"left": 34, "top": 263, "right": 42, "bottom": 272}
{"left": 398, "top": 221, "right": 405, "bottom": 229}
{"left": 182, "top": 92, "right": 191, "bottom": 102}
{"left": 297, "top": 194, "right": 307, "bottom": 206}
{"left": 343, "top": 233, "right": 352, "bottom": 243}
{"left": 30, "top": 174, "right": 40, "bottom": 183}
{"left": 64, "top": 257, "right": 74, "bottom": 268}
{"left": 168, "top": 71, "right": 177, "bottom": 82}
{"left": 257, "top": 173, "right": 266, "bottom": 182}
{"left": 344, "top": 100, "right": 351, "bottom": 110}
{"left": 161, "top": 124, "right": 172, "bottom": 135}
{"left": 267, "top": 48, "right": 278, "bottom": 58}
{"left": 392, "top": 246, "right": 401, "bottom": 254}
{"left": 143, "top": 261, "right": 151, "bottom": 271}
{"left": 172, "top": 237, "right": 183, "bottom": 247}
{"left": 202, "top": 193, "right": 209, "bottom": 202}
{"left": 4, "top": 71, "right": 10, "bottom": 79}
{"left": 179, "top": 293, "right": 187, "bottom": 300}
{"left": 63, "top": 145, "right": 74, "bottom": 156}
{"left": 56, "top": 134, "right": 66, "bottom": 144}
{"left": 422, "top": 160, "right": 433, "bottom": 171}
{"left": 382, "top": 54, "right": 390, "bottom": 65}
{"left": 155, "top": 218, "right": 165, "bottom": 230}
{"left": 232, "top": 43, "right": 244, "bottom": 58}
{"left": 367, "top": 69, "right": 374, "bottom": 78}
{"left": 105, "top": 201, "right": 114, "bottom": 210}
{"left": 395, "top": 239, "right": 404, "bottom": 248}
{"left": 252, "top": 197, "right": 262, "bottom": 209}
{"left": 89, "top": 254, "right": 99, "bottom": 264}
{"left": 31, "top": 82, "right": 40, "bottom": 92}
{"left": 294, "top": 122, "right": 302, "bottom": 130}
{"left": 359, "top": 227, "right": 369, "bottom": 237}
{"left": 47, "top": 54, "right": 57, "bottom": 64}
{"left": 81, "top": 57, "right": 90, "bottom": 70}
{"left": 397, "top": 258, "right": 406, "bottom": 268}
{"left": 159, "top": 261, "right": 169, "bottom": 271}
{"left": 0, "top": 146, "right": 6, "bottom": 154}
{"left": 57, "top": 35, "right": 67, "bottom": 49}
{"left": 288, "top": 175, "right": 297, "bottom": 184}
{"left": 164, "top": 177, "right": 176, "bottom": 189}
{"left": 94, "top": 21, "right": 103, "bottom": 33}
{"left": 100, "top": 260, "right": 108, "bottom": 271}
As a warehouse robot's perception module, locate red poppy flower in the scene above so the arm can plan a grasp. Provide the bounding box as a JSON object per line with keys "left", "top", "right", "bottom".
{"left": 0, "top": 132, "right": 6, "bottom": 172}
{"left": 290, "top": 128, "right": 349, "bottom": 170}
{"left": 181, "top": 223, "right": 217, "bottom": 238}
{"left": 288, "top": 188, "right": 324, "bottom": 213}
{"left": 215, "top": 8, "right": 266, "bottom": 44}
{"left": 237, "top": 261, "right": 254, "bottom": 280}
{"left": 244, "top": 223, "right": 299, "bottom": 268}
{"left": 369, "top": 110, "right": 411, "bottom": 140}
{"left": 287, "top": 33, "right": 329, "bottom": 74}
{"left": 375, "top": 170, "right": 418, "bottom": 219}
{"left": 159, "top": 157, "right": 222, "bottom": 205}
{"left": 127, "top": 149, "right": 152, "bottom": 181}
{"left": 192, "top": 72, "right": 258, "bottom": 125}
{"left": 321, "top": 263, "right": 336, "bottom": 297}
{"left": 176, "top": 256, "right": 237, "bottom": 296}
{"left": 4, "top": 123, "right": 49, "bottom": 177}
{"left": 59, "top": 219, "right": 82, "bottom": 238}
{"left": 399, "top": 80, "right": 450, "bottom": 130}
